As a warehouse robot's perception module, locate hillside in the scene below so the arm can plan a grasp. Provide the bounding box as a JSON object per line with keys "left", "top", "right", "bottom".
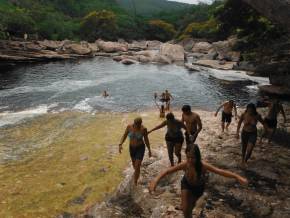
{"left": 116, "top": 0, "right": 191, "bottom": 16}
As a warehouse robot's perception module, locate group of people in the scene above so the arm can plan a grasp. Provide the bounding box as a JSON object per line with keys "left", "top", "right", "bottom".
{"left": 118, "top": 97, "right": 286, "bottom": 218}
{"left": 154, "top": 90, "right": 174, "bottom": 116}
{"left": 215, "top": 99, "right": 286, "bottom": 167}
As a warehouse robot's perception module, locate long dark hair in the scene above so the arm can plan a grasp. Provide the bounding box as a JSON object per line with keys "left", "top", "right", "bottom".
{"left": 185, "top": 144, "right": 203, "bottom": 179}
{"left": 245, "top": 103, "right": 258, "bottom": 115}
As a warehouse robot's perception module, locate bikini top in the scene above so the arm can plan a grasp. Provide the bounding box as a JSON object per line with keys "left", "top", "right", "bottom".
{"left": 128, "top": 130, "right": 143, "bottom": 140}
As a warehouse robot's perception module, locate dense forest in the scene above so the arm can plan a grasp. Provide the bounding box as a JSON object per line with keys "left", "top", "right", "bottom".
{"left": 0, "top": 0, "right": 286, "bottom": 53}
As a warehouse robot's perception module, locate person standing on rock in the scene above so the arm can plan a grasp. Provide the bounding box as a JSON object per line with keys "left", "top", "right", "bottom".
{"left": 181, "top": 105, "right": 202, "bottom": 147}
{"left": 236, "top": 103, "right": 266, "bottom": 168}
{"left": 119, "top": 117, "right": 152, "bottom": 186}
{"left": 215, "top": 100, "right": 237, "bottom": 132}
{"left": 259, "top": 99, "right": 286, "bottom": 144}
{"left": 148, "top": 113, "right": 186, "bottom": 166}
{"left": 165, "top": 90, "right": 174, "bottom": 111}
{"left": 149, "top": 144, "right": 248, "bottom": 218}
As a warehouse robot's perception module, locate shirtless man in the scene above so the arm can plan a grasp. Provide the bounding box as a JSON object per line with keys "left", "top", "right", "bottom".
{"left": 165, "top": 90, "right": 174, "bottom": 111}
{"left": 215, "top": 100, "right": 237, "bottom": 132}
{"left": 260, "top": 99, "right": 286, "bottom": 144}
{"left": 181, "top": 105, "right": 202, "bottom": 147}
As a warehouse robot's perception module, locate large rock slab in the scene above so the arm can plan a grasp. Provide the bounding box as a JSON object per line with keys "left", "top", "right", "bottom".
{"left": 212, "top": 37, "right": 240, "bottom": 61}
{"left": 192, "top": 42, "right": 213, "bottom": 54}
{"left": 159, "top": 43, "right": 185, "bottom": 62}
{"left": 96, "top": 40, "right": 128, "bottom": 53}
{"left": 194, "top": 59, "right": 237, "bottom": 70}
{"left": 63, "top": 43, "right": 92, "bottom": 55}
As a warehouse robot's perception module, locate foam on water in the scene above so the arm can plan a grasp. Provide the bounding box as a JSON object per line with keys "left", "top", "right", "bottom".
{"left": 0, "top": 105, "right": 50, "bottom": 127}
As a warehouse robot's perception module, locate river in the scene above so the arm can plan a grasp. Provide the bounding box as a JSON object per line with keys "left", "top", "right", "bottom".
{"left": 0, "top": 57, "right": 269, "bottom": 127}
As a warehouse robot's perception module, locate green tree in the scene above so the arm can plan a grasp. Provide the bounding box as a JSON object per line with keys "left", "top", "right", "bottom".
{"left": 80, "top": 10, "right": 117, "bottom": 42}
{"left": 146, "top": 19, "right": 176, "bottom": 42}
{"left": 3, "top": 8, "right": 35, "bottom": 37}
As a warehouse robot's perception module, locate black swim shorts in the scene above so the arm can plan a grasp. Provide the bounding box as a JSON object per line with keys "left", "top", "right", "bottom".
{"left": 241, "top": 130, "right": 257, "bottom": 146}
{"left": 129, "top": 144, "right": 145, "bottom": 161}
{"left": 222, "top": 111, "right": 232, "bottom": 123}
{"left": 181, "top": 176, "right": 205, "bottom": 198}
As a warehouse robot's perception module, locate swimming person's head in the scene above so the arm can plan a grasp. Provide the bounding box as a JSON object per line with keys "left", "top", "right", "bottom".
{"left": 166, "top": 112, "right": 175, "bottom": 121}
{"left": 134, "top": 117, "right": 142, "bottom": 128}
{"left": 246, "top": 103, "right": 257, "bottom": 115}
{"left": 185, "top": 144, "right": 202, "bottom": 178}
{"left": 182, "top": 105, "right": 191, "bottom": 115}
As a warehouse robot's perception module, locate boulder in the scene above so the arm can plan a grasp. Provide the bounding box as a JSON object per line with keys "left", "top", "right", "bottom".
{"left": 159, "top": 43, "right": 185, "bottom": 62}
{"left": 152, "top": 54, "right": 172, "bottom": 64}
{"left": 193, "top": 59, "right": 236, "bottom": 70}
{"left": 135, "top": 50, "right": 157, "bottom": 59}
{"left": 87, "top": 43, "right": 99, "bottom": 53}
{"left": 121, "top": 59, "right": 137, "bottom": 65}
{"left": 178, "top": 38, "right": 195, "bottom": 51}
{"left": 113, "top": 56, "right": 123, "bottom": 62}
{"left": 212, "top": 37, "right": 240, "bottom": 61}
{"left": 38, "top": 40, "right": 62, "bottom": 50}
{"left": 192, "top": 42, "right": 213, "bottom": 54}
{"left": 96, "top": 40, "right": 128, "bottom": 53}
{"left": 64, "top": 43, "right": 92, "bottom": 55}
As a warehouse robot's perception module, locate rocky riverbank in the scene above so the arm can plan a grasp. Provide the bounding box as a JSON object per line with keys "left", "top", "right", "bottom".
{"left": 1, "top": 37, "right": 289, "bottom": 97}
{"left": 75, "top": 109, "right": 290, "bottom": 218}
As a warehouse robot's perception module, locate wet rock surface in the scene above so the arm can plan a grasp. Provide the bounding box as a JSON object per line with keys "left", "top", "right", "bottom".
{"left": 76, "top": 110, "right": 290, "bottom": 218}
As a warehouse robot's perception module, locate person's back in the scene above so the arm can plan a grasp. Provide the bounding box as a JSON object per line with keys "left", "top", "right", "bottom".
{"left": 166, "top": 119, "right": 183, "bottom": 135}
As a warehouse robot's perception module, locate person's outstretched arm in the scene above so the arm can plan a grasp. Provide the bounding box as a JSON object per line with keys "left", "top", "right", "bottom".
{"left": 236, "top": 114, "right": 244, "bottom": 139}
{"left": 203, "top": 161, "right": 248, "bottom": 185}
{"left": 143, "top": 128, "right": 152, "bottom": 157}
{"left": 215, "top": 102, "right": 224, "bottom": 116}
{"left": 119, "top": 125, "right": 129, "bottom": 153}
{"left": 148, "top": 121, "right": 166, "bottom": 134}
{"left": 149, "top": 162, "right": 186, "bottom": 192}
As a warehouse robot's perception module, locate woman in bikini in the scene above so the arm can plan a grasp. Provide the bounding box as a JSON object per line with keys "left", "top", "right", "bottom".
{"left": 149, "top": 144, "right": 248, "bottom": 218}
{"left": 119, "top": 117, "right": 152, "bottom": 185}
{"left": 148, "top": 112, "right": 186, "bottom": 166}
{"left": 236, "top": 103, "right": 266, "bottom": 167}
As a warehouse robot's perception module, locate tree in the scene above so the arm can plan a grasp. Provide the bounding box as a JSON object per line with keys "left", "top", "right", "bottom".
{"left": 147, "top": 19, "right": 176, "bottom": 42}
{"left": 80, "top": 10, "right": 117, "bottom": 42}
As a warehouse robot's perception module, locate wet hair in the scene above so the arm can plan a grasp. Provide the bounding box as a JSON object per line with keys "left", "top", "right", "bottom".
{"left": 166, "top": 112, "right": 175, "bottom": 121}
{"left": 245, "top": 103, "right": 258, "bottom": 115}
{"left": 134, "top": 117, "right": 142, "bottom": 125}
{"left": 185, "top": 144, "right": 203, "bottom": 179}
{"left": 229, "top": 100, "right": 234, "bottom": 104}
{"left": 182, "top": 105, "right": 191, "bottom": 113}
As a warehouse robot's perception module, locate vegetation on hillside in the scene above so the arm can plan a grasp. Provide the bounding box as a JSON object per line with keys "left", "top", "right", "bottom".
{"left": 0, "top": 0, "right": 286, "bottom": 54}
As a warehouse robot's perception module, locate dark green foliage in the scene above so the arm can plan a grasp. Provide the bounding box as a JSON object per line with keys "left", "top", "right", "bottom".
{"left": 116, "top": 0, "right": 190, "bottom": 16}
{"left": 146, "top": 19, "right": 176, "bottom": 42}
{"left": 80, "top": 10, "right": 117, "bottom": 42}
{"left": 215, "top": 0, "right": 285, "bottom": 48}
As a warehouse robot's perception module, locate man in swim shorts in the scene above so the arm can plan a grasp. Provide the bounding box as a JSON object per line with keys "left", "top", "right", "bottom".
{"left": 215, "top": 100, "right": 237, "bottom": 132}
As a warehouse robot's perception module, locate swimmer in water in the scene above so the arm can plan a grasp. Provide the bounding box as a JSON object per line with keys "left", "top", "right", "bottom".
{"left": 102, "top": 90, "right": 109, "bottom": 98}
